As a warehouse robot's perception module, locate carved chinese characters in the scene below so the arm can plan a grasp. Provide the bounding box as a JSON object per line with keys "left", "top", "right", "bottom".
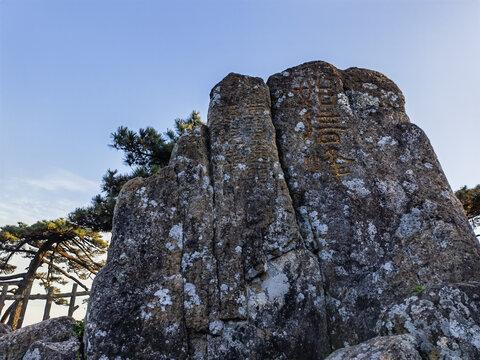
{"left": 294, "top": 77, "right": 354, "bottom": 180}
{"left": 210, "top": 103, "right": 271, "bottom": 183}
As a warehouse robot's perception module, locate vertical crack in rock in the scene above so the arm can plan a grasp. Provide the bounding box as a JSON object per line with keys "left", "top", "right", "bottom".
{"left": 267, "top": 60, "right": 480, "bottom": 351}
{"left": 206, "top": 73, "right": 329, "bottom": 359}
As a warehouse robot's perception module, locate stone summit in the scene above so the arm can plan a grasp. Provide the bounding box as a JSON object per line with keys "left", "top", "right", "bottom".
{"left": 5, "top": 61, "right": 478, "bottom": 360}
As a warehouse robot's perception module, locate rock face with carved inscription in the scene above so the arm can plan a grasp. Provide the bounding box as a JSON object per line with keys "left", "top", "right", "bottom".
{"left": 84, "top": 61, "right": 480, "bottom": 359}
{"left": 267, "top": 62, "right": 480, "bottom": 351}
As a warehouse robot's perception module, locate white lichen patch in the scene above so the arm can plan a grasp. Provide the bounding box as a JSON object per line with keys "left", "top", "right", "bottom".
{"left": 140, "top": 309, "right": 152, "bottom": 320}
{"left": 209, "top": 320, "right": 224, "bottom": 335}
{"left": 168, "top": 224, "right": 183, "bottom": 250}
{"left": 23, "top": 348, "right": 41, "bottom": 360}
{"left": 295, "top": 122, "right": 305, "bottom": 132}
{"left": 220, "top": 283, "right": 229, "bottom": 293}
{"left": 274, "top": 95, "right": 286, "bottom": 108}
{"left": 154, "top": 287, "right": 173, "bottom": 311}
{"left": 382, "top": 262, "right": 394, "bottom": 273}
{"left": 363, "top": 83, "right": 378, "bottom": 90}
{"left": 184, "top": 283, "right": 201, "bottom": 309}
{"left": 377, "top": 136, "right": 398, "bottom": 150}
{"left": 182, "top": 251, "right": 202, "bottom": 271}
{"left": 319, "top": 249, "right": 335, "bottom": 260}
{"left": 348, "top": 91, "right": 380, "bottom": 110}
{"left": 211, "top": 89, "right": 221, "bottom": 106}
{"left": 395, "top": 208, "right": 425, "bottom": 239}
{"left": 166, "top": 322, "right": 179, "bottom": 335}
{"left": 367, "top": 222, "right": 377, "bottom": 241}
{"left": 261, "top": 268, "right": 290, "bottom": 301}
{"left": 342, "top": 178, "right": 371, "bottom": 197}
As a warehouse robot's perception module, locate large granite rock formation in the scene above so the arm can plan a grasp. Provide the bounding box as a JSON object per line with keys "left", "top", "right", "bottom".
{"left": 84, "top": 61, "right": 480, "bottom": 359}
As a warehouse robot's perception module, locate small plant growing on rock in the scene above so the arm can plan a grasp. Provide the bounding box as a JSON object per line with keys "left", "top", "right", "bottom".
{"left": 73, "top": 319, "right": 85, "bottom": 338}
{"left": 413, "top": 285, "right": 424, "bottom": 295}
{"left": 73, "top": 320, "right": 86, "bottom": 360}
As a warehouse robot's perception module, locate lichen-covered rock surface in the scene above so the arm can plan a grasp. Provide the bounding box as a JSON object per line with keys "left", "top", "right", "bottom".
{"left": 325, "top": 334, "right": 421, "bottom": 360}
{"left": 22, "top": 337, "right": 80, "bottom": 360}
{"left": 85, "top": 61, "right": 480, "bottom": 359}
{"left": 377, "top": 282, "right": 480, "bottom": 359}
{"left": 0, "top": 317, "right": 77, "bottom": 360}
{"left": 267, "top": 61, "right": 480, "bottom": 349}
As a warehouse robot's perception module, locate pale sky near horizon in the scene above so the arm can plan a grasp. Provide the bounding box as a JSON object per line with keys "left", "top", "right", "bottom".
{"left": 0, "top": 0, "right": 479, "bottom": 324}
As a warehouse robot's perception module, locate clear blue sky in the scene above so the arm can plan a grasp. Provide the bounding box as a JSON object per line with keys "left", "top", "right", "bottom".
{"left": 1, "top": 0, "right": 479, "bottom": 226}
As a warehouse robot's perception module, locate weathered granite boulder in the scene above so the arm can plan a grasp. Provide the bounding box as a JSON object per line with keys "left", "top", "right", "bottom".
{"left": 377, "top": 282, "right": 480, "bottom": 359}
{"left": 22, "top": 337, "right": 80, "bottom": 360}
{"left": 325, "top": 334, "right": 421, "bottom": 360}
{"left": 84, "top": 61, "right": 480, "bottom": 359}
{"left": 0, "top": 317, "right": 76, "bottom": 360}
{"left": 267, "top": 61, "right": 480, "bottom": 349}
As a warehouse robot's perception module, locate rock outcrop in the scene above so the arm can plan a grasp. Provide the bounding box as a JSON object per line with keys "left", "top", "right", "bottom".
{"left": 84, "top": 61, "right": 480, "bottom": 359}
{"left": 0, "top": 317, "right": 78, "bottom": 360}
{"left": 22, "top": 337, "right": 80, "bottom": 360}
{"left": 377, "top": 282, "right": 480, "bottom": 359}
{"left": 325, "top": 334, "right": 421, "bottom": 360}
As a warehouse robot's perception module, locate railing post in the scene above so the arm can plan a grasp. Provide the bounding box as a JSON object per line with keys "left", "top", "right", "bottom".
{"left": 0, "top": 284, "right": 8, "bottom": 315}
{"left": 43, "top": 286, "right": 54, "bottom": 321}
{"left": 68, "top": 283, "right": 78, "bottom": 317}
{"left": 16, "top": 282, "right": 33, "bottom": 329}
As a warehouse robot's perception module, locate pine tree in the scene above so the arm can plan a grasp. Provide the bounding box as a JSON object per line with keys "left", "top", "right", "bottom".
{"left": 455, "top": 184, "right": 480, "bottom": 229}
{"left": 69, "top": 111, "right": 204, "bottom": 232}
{"left": 0, "top": 219, "right": 107, "bottom": 328}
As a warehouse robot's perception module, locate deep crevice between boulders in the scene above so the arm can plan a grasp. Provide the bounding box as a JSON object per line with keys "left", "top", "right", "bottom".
{"left": 204, "top": 125, "right": 223, "bottom": 344}
{"left": 265, "top": 78, "right": 336, "bottom": 353}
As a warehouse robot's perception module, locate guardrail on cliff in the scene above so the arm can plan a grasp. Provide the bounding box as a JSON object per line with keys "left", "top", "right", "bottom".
{"left": 0, "top": 273, "right": 89, "bottom": 329}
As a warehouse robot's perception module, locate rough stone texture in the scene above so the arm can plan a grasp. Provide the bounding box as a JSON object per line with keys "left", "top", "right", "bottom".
{"left": 377, "top": 282, "right": 480, "bottom": 360}
{"left": 267, "top": 61, "right": 480, "bottom": 349}
{"left": 85, "top": 74, "right": 327, "bottom": 360}
{"left": 0, "top": 323, "right": 13, "bottom": 337}
{"left": 22, "top": 337, "right": 80, "bottom": 360}
{"left": 85, "top": 125, "right": 214, "bottom": 359}
{"left": 325, "top": 334, "right": 421, "bottom": 360}
{"left": 84, "top": 61, "right": 480, "bottom": 359}
{"left": 0, "top": 317, "right": 75, "bottom": 360}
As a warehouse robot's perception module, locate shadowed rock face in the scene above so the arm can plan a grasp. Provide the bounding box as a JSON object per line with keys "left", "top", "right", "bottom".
{"left": 84, "top": 61, "right": 480, "bottom": 359}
